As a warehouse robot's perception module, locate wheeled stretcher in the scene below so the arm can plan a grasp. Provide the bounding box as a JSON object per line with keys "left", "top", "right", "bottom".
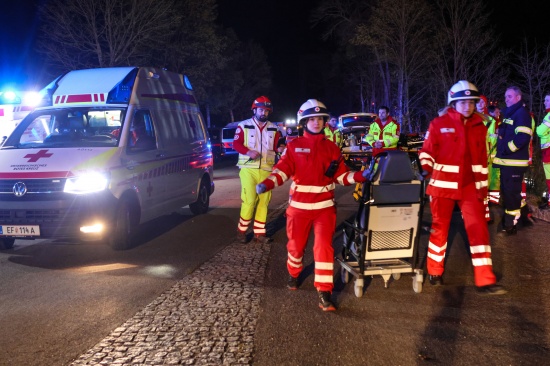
{"left": 337, "top": 150, "right": 426, "bottom": 297}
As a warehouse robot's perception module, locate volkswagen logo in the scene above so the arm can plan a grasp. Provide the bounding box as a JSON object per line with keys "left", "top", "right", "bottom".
{"left": 13, "top": 182, "right": 27, "bottom": 197}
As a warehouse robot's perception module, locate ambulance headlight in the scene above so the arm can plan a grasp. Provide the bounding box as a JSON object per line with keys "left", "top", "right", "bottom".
{"left": 64, "top": 173, "right": 110, "bottom": 194}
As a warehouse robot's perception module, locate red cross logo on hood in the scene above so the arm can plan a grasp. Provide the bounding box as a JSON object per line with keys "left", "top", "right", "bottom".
{"left": 24, "top": 149, "right": 53, "bottom": 163}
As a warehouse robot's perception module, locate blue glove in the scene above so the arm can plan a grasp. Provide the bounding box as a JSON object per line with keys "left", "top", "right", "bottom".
{"left": 256, "top": 183, "right": 267, "bottom": 194}
{"left": 362, "top": 168, "right": 372, "bottom": 181}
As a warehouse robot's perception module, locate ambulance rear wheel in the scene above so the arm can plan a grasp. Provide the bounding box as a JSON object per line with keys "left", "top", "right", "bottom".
{"left": 0, "top": 238, "right": 15, "bottom": 250}
{"left": 109, "top": 199, "right": 135, "bottom": 251}
{"left": 189, "top": 179, "right": 210, "bottom": 215}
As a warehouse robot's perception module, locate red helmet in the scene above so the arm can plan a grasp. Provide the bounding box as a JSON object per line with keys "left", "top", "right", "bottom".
{"left": 251, "top": 96, "right": 273, "bottom": 112}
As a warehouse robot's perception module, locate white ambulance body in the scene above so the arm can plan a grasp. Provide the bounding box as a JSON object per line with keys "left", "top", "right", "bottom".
{"left": 0, "top": 91, "right": 37, "bottom": 143}
{"left": 0, "top": 67, "right": 214, "bottom": 250}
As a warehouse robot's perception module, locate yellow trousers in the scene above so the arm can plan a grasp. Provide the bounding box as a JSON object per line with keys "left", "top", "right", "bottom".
{"left": 238, "top": 168, "right": 272, "bottom": 235}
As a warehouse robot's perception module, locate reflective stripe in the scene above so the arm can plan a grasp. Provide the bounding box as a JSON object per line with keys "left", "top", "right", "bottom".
{"left": 430, "top": 180, "right": 458, "bottom": 189}
{"left": 314, "top": 274, "right": 333, "bottom": 283}
{"left": 475, "top": 180, "right": 488, "bottom": 189}
{"left": 428, "top": 241, "right": 447, "bottom": 253}
{"left": 433, "top": 163, "right": 459, "bottom": 173}
{"left": 472, "top": 258, "right": 493, "bottom": 266}
{"left": 272, "top": 168, "right": 288, "bottom": 182}
{"left": 287, "top": 260, "right": 303, "bottom": 269}
{"left": 505, "top": 208, "right": 521, "bottom": 216}
{"left": 541, "top": 142, "right": 550, "bottom": 149}
{"left": 508, "top": 141, "right": 518, "bottom": 152}
{"left": 420, "top": 158, "right": 433, "bottom": 167}
{"left": 289, "top": 199, "right": 335, "bottom": 210}
{"left": 288, "top": 252, "right": 303, "bottom": 262}
{"left": 470, "top": 245, "right": 491, "bottom": 254}
{"left": 427, "top": 251, "right": 445, "bottom": 262}
{"left": 336, "top": 171, "right": 356, "bottom": 185}
{"left": 516, "top": 126, "right": 532, "bottom": 135}
{"left": 471, "top": 164, "right": 488, "bottom": 174}
{"left": 492, "top": 157, "right": 529, "bottom": 167}
{"left": 291, "top": 182, "right": 335, "bottom": 193}
{"left": 315, "top": 262, "right": 334, "bottom": 270}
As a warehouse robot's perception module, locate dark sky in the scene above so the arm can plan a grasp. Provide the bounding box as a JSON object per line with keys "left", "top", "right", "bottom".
{"left": 1, "top": 0, "right": 548, "bottom": 120}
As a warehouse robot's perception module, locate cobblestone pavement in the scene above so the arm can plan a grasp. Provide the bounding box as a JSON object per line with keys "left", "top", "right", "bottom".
{"left": 70, "top": 201, "right": 287, "bottom": 366}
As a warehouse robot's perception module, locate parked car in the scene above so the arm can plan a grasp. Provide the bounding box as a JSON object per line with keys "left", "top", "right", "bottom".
{"left": 208, "top": 127, "right": 224, "bottom": 161}
{"left": 221, "top": 122, "right": 239, "bottom": 156}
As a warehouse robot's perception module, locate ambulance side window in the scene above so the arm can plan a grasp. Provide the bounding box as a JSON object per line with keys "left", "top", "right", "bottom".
{"left": 128, "top": 110, "right": 156, "bottom": 152}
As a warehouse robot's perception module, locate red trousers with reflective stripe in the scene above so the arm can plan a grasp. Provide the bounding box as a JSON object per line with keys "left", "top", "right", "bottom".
{"left": 286, "top": 205, "right": 336, "bottom": 292}
{"left": 427, "top": 183, "right": 497, "bottom": 287}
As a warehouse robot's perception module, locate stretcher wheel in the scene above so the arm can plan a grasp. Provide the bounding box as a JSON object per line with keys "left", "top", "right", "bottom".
{"left": 392, "top": 273, "right": 401, "bottom": 281}
{"left": 412, "top": 277, "right": 423, "bottom": 293}
{"left": 341, "top": 266, "right": 350, "bottom": 284}
{"left": 354, "top": 278, "right": 364, "bottom": 298}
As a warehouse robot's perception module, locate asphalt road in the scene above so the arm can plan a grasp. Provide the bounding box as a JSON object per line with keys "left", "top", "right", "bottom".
{"left": 2, "top": 156, "right": 549, "bottom": 365}
{"left": 0, "top": 157, "right": 287, "bottom": 366}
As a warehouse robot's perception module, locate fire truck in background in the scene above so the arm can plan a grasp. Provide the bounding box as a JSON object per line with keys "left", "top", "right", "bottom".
{"left": 0, "top": 90, "right": 40, "bottom": 144}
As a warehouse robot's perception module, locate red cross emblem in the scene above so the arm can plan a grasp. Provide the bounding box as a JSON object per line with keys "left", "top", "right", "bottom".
{"left": 24, "top": 149, "right": 53, "bottom": 163}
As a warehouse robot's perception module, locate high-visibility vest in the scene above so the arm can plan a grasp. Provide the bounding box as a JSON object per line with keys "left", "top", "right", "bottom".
{"left": 236, "top": 118, "right": 278, "bottom": 171}
{"left": 537, "top": 111, "right": 550, "bottom": 150}
{"left": 323, "top": 126, "right": 343, "bottom": 147}
{"left": 364, "top": 119, "right": 399, "bottom": 149}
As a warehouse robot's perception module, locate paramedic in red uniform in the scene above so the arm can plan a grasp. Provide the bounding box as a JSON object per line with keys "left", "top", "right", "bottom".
{"left": 256, "top": 99, "right": 368, "bottom": 311}
{"left": 419, "top": 81, "right": 506, "bottom": 295}
{"left": 233, "top": 96, "right": 280, "bottom": 244}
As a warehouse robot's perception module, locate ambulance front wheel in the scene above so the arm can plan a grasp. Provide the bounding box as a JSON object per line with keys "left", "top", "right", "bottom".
{"left": 109, "top": 199, "right": 137, "bottom": 251}
{"left": 0, "top": 238, "right": 15, "bottom": 250}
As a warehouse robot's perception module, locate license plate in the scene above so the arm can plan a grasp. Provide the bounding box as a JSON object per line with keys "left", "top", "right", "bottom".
{"left": 0, "top": 225, "right": 41, "bottom": 237}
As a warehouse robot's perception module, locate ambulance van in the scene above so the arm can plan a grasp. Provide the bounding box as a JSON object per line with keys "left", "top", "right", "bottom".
{"left": 0, "top": 67, "right": 214, "bottom": 250}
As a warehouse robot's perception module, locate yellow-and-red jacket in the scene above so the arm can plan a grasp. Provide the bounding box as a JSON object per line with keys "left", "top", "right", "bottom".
{"left": 260, "top": 131, "right": 365, "bottom": 210}
{"left": 363, "top": 117, "right": 400, "bottom": 155}
{"left": 419, "top": 108, "right": 488, "bottom": 201}
{"left": 233, "top": 118, "right": 280, "bottom": 171}
{"left": 493, "top": 101, "right": 532, "bottom": 168}
{"left": 484, "top": 114, "right": 498, "bottom": 161}
{"left": 323, "top": 125, "right": 343, "bottom": 147}
{"left": 537, "top": 110, "right": 550, "bottom": 150}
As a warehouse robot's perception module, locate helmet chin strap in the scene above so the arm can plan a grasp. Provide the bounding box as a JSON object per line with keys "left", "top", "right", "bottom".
{"left": 304, "top": 125, "right": 323, "bottom": 135}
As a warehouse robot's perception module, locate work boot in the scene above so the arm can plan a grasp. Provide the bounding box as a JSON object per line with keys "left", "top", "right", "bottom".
{"left": 477, "top": 284, "right": 508, "bottom": 295}
{"left": 237, "top": 232, "right": 248, "bottom": 243}
{"left": 520, "top": 206, "right": 535, "bottom": 227}
{"left": 287, "top": 276, "right": 299, "bottom": 290}
{"left": 255, "top": 235, "right": 272, "bottom": 244}
{"left": 497, "top": 225, "right": 517, "bottom": 237}
{"left": 318, "top": 291, "right": 336, "bottom": 312}
{"left": 428, "top": 275, "right": 443, "bottom": 286}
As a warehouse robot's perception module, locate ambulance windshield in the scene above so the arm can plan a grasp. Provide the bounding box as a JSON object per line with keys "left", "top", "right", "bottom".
{"left": 2, "top": 107, "right": 126, "bottom": 148}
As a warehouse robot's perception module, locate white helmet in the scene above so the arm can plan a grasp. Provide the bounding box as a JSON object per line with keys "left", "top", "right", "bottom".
{"left": 447, "top": 80, "right": 480, "bottom": 104}
{"left": 297, "top": 99, "right": 329, "bottom": 125}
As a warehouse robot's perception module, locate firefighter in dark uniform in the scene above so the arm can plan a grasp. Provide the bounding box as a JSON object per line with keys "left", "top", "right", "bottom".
{"left": 492, "top": 86, "right": 533, "bottom": 235}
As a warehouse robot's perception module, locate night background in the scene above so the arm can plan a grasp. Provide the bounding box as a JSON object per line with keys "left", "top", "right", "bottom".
{"left": 1, "top": 0, "right": 549, "bottom": 124}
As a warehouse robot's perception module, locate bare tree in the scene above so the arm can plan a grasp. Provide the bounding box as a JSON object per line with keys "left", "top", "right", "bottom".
{"left": 37, "top": 0, "right": 179, "bottom": 71}
{"left": 353, "top": 0, "right": 435, "bottom": 132}
{"left": 432, "top": 0, "right": 505, "bottom": 103}
{"left": 512, "top": 39, "right": 550, "bottom": 117}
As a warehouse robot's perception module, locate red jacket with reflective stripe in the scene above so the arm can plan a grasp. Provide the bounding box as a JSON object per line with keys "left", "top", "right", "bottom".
{"left": 261, "top": 131, "right": 365, "bottom": 210}
{"left": 419, "top": 108, "right": 488, "bottom": 200}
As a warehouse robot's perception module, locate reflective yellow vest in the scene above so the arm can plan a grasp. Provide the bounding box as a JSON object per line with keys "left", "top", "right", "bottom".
{"left": 364, "top": 119, "right": 399, "bottom": 149}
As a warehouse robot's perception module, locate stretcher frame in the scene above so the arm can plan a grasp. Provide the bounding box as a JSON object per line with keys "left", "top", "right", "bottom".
{"left": 337, "top": 150, "right": 426, "bottom": 297}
